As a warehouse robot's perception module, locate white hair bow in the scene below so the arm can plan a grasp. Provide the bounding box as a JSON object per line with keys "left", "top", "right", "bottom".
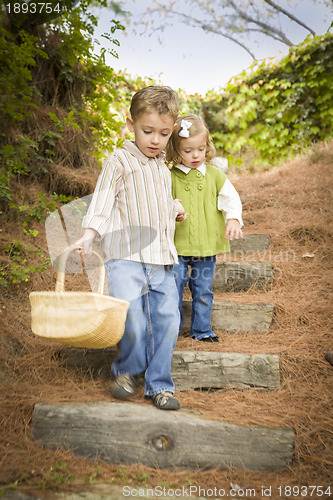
{"left": 179, "top": 119, "right": 192, "bottom": 138}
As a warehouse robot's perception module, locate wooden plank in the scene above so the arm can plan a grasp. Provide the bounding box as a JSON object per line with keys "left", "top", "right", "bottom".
{"left": 213, "top": 262, "right": 273, "bottom": 291}
{"left": 60, "top": 349, "right": 280, "bottom": 391}
{"left": 182, "top": 300, "right": 274, "bottom": 333}
{"left": 32, "top": 402, "right": 294, "bottom": 471}
{"left": 172, "top": 351, "right": 280, "bottom": 391}
{"left": 229, "top": 234, "right": 270, "bottom": 253}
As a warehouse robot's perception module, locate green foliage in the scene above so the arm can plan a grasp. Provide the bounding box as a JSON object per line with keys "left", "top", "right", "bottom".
{"left": 0, "top": 239, "right": 49, "bottom": 287}
{"left": 132, "top": 471, "right": 149, "bottom": 486}
{"left": 18, "top": 192, "right": 58, "bottom": 223}
{"left": 0, "top": 25, "right": 46, "bottom": 123}
{"left": 115, "top": 467, "right": 129, "bottom": 482}
{"left": 40, "top": 461, "right": 75, "bottom": 489}
{"left": 0, "top": 1, "right": 126, "bottom": 287}
{"left": 0, "top": 0, "right": 127, "bottom": 184}
{"left": 44, "top": 6, "right": 126, "bottom": 156}
{"left": 202, "top": 32, "right": 333, "bottom": 168}
{"left": 48, "top": 111, "right": 82, "bottom": 132}
{"left": 110, "top": 40, "right": 333, "bottom": 170}
{"left": 106, "top": 33, "right": 333, "bottom": 171}
{"left": 0, "top": 134, "right": 38, "bottom": 203}
{"left": 0, "top": 190, "right": 74, "bottom": 286}
{"left": 1, "top": 136, "right": 34, "bottom": 175}
{"left": 113, "top": 467, "right": 150, "bottom": 485}
{"left": 85, "top": 466, "right": 101, "bottom": 484}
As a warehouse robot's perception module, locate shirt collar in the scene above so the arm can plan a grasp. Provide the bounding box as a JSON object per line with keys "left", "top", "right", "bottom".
{"left": 175, "top": 162, "right": 206, "bottom": 176}
{"left": 123, "top": 140, "right": 166, "bottom": 164}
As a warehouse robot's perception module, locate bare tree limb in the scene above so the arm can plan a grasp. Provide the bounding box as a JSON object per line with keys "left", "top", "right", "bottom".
{"left": 227, "top": 0, "right": 294, "bottom": 46}
{"left": 134, "top": 0, "right": 319, "bottom": 59}
{"left": 262, "top": 0, "right": 316, "bottom": 37}
{"left": 167, "top": 10, "right": 256, "bottom": 58}
{"left": 199, "top": 24, "right": 256, "bottom": 59}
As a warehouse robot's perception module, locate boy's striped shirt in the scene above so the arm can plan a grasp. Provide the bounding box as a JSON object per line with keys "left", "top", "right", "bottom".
{"left": 83, "top": 140, "right": 178, "bottom": 265}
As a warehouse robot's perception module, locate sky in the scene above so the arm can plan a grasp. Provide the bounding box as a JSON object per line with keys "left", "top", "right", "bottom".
{"left": 92, "top": 0, "right": 332, "bottom": 95}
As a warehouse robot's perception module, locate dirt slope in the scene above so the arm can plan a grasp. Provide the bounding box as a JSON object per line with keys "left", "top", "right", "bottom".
{"left": 0, "top": 142, "right": 332, "bottom": 496}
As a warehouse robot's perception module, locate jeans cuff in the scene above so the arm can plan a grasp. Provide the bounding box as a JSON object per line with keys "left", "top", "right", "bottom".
{"left": 191, "top": 332, "right": 216, "bottom": 340}
{"left": 145, "top": 387, "right": 175, "bottom": 397}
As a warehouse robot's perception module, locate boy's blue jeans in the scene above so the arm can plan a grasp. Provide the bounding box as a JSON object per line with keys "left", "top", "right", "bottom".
{"left": 173, "top": 255, "right": 217, "bottom": 340}
{"left": 105, "top": 259, "right": 180, "bottom": 396}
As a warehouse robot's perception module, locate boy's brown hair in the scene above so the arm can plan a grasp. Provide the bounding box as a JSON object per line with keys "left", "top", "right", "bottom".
{"left": 130, "top": 86, "right": 179, "bottom": 122}
{"left": 166, "top": 113, "right": 216, "bottom": 166}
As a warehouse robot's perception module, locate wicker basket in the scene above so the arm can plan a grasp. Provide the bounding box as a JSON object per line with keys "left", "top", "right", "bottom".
{"left": 29, "top": 245, "right": 129, "bottom": 348}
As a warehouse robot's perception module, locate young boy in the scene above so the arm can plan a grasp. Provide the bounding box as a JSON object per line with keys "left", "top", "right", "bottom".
{"left": 76, "top": 86, "right": 186, "bottom": 410}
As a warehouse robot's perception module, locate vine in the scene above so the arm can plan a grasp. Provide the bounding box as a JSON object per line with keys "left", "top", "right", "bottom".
{"left": 202, "top": 32, "right": 333, "bottom": 169}
{"left": 0, "top": 2, "right": 125, "bottom": 287}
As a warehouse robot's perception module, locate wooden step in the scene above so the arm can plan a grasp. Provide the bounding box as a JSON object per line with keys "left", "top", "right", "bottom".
{"left": 172, "top": 351, "right": 279, "bottom": 391}
{"left": 213, "top": 262, "right": 273, "bottom": 291}
{"left": 32, "top": 402, "right": 294, "bottom": 471}
{"left": 229, "top": 234, "right": 270, "bottom": 253}
{"left": 182, "top": 300, "right": 274, "bottom": 332}
{"left": 60, "top": 349, "right": 280, "bottom": 391}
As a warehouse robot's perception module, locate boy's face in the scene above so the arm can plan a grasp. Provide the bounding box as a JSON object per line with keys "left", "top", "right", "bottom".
{"left": 126, "top": 111, "right": 176, "bottom": 158}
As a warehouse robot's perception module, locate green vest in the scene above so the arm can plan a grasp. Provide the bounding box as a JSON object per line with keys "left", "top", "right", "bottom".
{"left": 171, "top": 165, "right": 230, "bottom": 256}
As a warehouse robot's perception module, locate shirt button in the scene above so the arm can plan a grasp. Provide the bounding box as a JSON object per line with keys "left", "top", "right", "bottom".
{"left": 196, "top": 171, "right": 201, "bottom": 177}
{"left": 185, "top": 185, "right": 190, "bottom": 191}
{"left": 198, "top": 184, "right": 203, "bottom": 190}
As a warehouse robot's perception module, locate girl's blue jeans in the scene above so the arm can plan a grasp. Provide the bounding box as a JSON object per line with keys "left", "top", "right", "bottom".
{"left": 173, "top": 255, "right": 217, "bottom": 340}
{"left": 105, "top": 259, "right": 180, "bottom": 396}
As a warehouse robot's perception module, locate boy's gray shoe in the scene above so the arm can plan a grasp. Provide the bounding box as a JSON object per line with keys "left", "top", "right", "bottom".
{"left": 153, "top": 391, "right": 180, "bottom": 410}
{"left": 110, "top": 374, "right": 136, "bottom": 400}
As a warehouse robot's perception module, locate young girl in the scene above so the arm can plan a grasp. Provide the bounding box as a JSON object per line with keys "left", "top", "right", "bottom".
{"left": 166, "top": 114, "right": 243, "bottom": 342}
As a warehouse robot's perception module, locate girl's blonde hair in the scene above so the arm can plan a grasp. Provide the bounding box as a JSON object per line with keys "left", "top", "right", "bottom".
{"left": 166, "top": 113, "right": 216, "bottom": 166}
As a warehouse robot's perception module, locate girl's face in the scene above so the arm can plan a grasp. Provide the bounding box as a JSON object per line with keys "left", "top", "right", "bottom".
{"left": 179, "top": 132, "right": 207, "bottom": 169}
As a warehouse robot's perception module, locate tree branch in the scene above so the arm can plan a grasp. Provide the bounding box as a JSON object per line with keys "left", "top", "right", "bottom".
{"left": 227, "top": 0, "right": 294, "bottom": 46}
{"left": 262, "top": 0, "right": 316, "bottom": 37}
{"left": 136, "top": 0, "right": 318, "bottom": 59}
{"left": 198, "top": 22, "right": 256, "bottom": 59}
{"left": 150, "top": 7, "right": 256, "bottom": 59}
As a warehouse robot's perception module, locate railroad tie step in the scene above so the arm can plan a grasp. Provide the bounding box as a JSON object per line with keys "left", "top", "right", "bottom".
{"left": 213, "top": 261, "right": 273, "bottom": 291}
{"left": 229, "top": 234, "right": 270, "bottom": 254}
{"left": 60, "top": 349, "right": 280, "bottom": 391}
{"left": 32, "top": 402, "right": 294, "bottom": 471}
{"left": 182, "top": 300, "right": 274, "bottom": 333}
{"left": 172, "top": 351, "right": 279, "bottom": 391}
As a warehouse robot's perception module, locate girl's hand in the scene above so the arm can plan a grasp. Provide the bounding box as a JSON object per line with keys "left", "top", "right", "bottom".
{"left": 176, "top": 211, "right": 188, "bottom": 222}
{"left": 74, "top": 228, "right": 97, "bottom": 255}
{"left": 174, "top": 198, "right": 188, "bottom": 222}
{"left": 225, "top": 219, "right": 243, "bottom": 241}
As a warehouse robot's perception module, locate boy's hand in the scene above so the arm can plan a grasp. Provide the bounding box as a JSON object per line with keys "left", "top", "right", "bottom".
{"left": 74, "top": 228, "right": 97, "bottom": 255}
{"left": 225, "top": 219, "right": 243, "bottom": 241}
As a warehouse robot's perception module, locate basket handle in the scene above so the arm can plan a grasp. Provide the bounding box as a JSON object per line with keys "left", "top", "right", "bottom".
{"left": 55, "top": 244, "right": 105, "bottom": 295}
